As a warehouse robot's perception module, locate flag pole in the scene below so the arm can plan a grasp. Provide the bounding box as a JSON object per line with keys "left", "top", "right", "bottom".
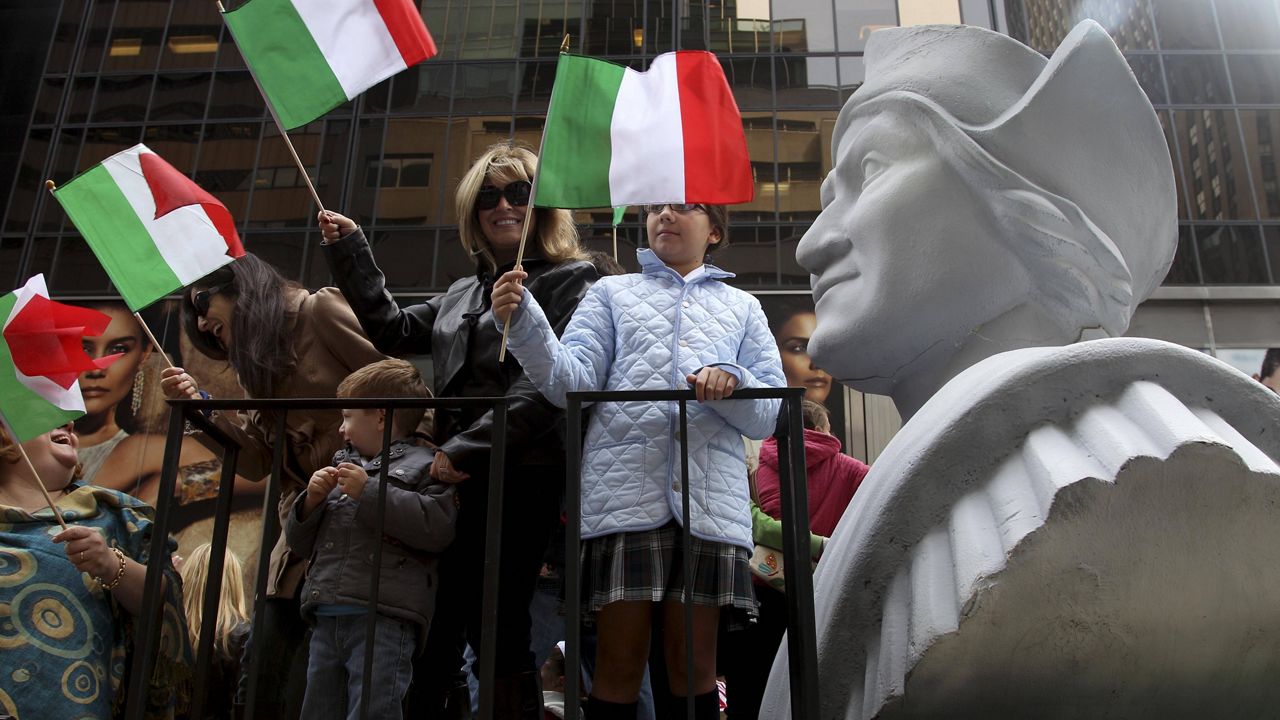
{"left": 0, "top": 413, "right": 70, "bottom": 531}
{"left": 134, "top": 313, "right": 177, "bottom": 370}
{"left": 216, "top": 1, "right": 326, "bottom": 214}
{"left": 499, "top": 33, "right": 571, "bottom": 362}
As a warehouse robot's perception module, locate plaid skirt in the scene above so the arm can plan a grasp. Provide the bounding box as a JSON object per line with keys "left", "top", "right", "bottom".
{"left": 583, "top": 521, "right": 758, "bottom": 626}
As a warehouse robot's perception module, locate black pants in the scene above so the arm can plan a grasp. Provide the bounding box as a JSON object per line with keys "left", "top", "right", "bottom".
{"left": 236, "top": 595, "right": 310, "bottom": 720}
{"left": 407, "top": 462, "right": 564, "bottom": 716}
{"left": 720, "top": 586, "right": 788, "bottom": 720}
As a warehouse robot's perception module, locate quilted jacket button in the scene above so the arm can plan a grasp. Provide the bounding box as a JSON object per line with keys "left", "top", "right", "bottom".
{"left": 672, "top": 481, "right": 681, "bottom": 492}
{"left": 681, "top": 301, "right": 690, "bottom": 308}
{"left": 679, "top": 339, "right": 689, "bottom": 347}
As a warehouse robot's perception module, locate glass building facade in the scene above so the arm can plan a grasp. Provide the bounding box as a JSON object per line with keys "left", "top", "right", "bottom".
{"left": 0, "top": 0, "right": 1277, "bottom": 326}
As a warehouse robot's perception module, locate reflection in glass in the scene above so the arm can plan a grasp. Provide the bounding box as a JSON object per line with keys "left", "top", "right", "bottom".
{"left": 1196, "top": 225, "right": 1268, "bottom": 284}
{"left": 151, "top": 73, "right": 211, "bottom": 121}
{"left": 377, "top": 118, "right": 451, "bottom": 225}
{"left": 1007, "top": 0, "right": 1155, "bottom": 51}
{"left": 451, "top": 63, "right": 517, "bottom": 113}
{"left": 388, "top": 65, "right": 454, "bottom": 113}
{"left": 721, "top": 57, "right": 773, "bottom": 111}
{"left": 364, "top": 229, "right": 434, "bottom": 289}
{"left": 345, "top": 119, "right": 385, "bottom": 227}
{"left": 1, "top": 238, "right": 23, "bottom": 291}
{"left": 208, "top": 72, "right": 265, "bottom": 119}
{"left": 1126, "top": 54, "right": 1166, "bottom": 106}
{"left": 835, "top": 1, "right": 896, "bottom": 53}
{"left": 1174, "top": 109, "right": 1257, "bottom": 220}
{"left": 1212, "top": 0, "right": 1280, "bottom": 50}
{"left": 142, "top": 125, "right": 201, "bottom": 173}
{"left": 77, "top": 1, "right": 118, "bottom": 75}
{"left": 91, "top": 75, "right": 153, "bottom": 123}
{"left": 316, "top": 119, "right": 354, "bottom": 211}
{"left": 837, "top": 56, "right": 865, "bottom": 102}
{"left": 240, "top": 231, "right": 308, "bottom": 280}
{"left": 1165, "top": 226, "right": 1201, "bottom": 284}
{"left": 774, "top": 57, "right": 839, "bottom": 109}
{"left": 193, "top": 122, "right": 262, "bottom": 222}
{"left": 1151, "top": 0, "right": 1219, "bottom": 50}
{"left": 1226, "top": 55, "right": 1280, "bottom": 105}
{"left": 1239, "top": 111, "right": 1280, "bottom": 219}
{"left": 248, "top": 124, "right": 322, "bottom": 228}
{"left": 1164, "top": 54, "right": 1231, "bottom": 105}
{"left": 48, "top": 0, "right": 87, "bottom": 75}
{"left": 39, "top": 128, "right": 85, "bottom": 232}
{"left": 33, "top": 78, "right": 66, "bottom": 125}
{"left": 517, "top": 60, "right": 557, "bottom": 114}
{"left": 4, "top": 130, "right": 52, "bottom": 235}
{"left": 65, "top": 77, "right": 96, "bottom": 124}
{"left": 48, "top": 235, "right": 113, "bottom": 294}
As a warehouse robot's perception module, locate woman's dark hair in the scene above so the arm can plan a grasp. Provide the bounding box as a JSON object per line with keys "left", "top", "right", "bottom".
{"left": 181, "top": 253, "right": 301, "bottom": 398}
{"left": 762, "top": 295, "right": 817, "bottom": 339}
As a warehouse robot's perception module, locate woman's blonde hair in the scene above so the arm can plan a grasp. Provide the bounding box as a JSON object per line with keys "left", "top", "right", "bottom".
{"left": 455, "top": 143, "right": 587, "bottom": 272}
{"left": 180, "top": 543, "right": 250, "bottom": 659}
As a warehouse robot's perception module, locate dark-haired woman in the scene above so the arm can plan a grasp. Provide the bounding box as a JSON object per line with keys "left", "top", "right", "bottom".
{"left": 319, "top": 143, "right": 598, "bottom": 718}
{"left": 159, "top": 251, "right": 392, "bottom": 719}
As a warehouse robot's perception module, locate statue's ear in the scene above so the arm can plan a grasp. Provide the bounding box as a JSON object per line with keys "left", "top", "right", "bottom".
{"left": 985, "top": 185, "right": 1133, "bottom": 338}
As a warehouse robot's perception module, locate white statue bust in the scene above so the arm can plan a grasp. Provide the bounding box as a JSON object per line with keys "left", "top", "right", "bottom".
{"left": 763, "top": 20, "right": 1280, "bottom": 719}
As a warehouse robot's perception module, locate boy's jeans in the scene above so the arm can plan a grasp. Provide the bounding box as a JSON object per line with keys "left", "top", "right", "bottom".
{"left": 302, "top": 613, "right": 416, "bottom": 720}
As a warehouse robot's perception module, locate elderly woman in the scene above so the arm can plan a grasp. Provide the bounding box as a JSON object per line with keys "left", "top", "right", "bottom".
{"left": 0, "top": 423, "right": 190, "bottom": 719}
{"left": 762, "top": 21, "right": 1280, "bottom": 719}
{"left": 318, "top": 143, "right": 598, "bottom": 717}
{"left": 159, "top": 251, "right": 393, "bottom": 719}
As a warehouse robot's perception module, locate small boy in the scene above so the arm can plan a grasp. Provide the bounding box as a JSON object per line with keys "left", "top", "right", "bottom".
{"left": 284, "top": 359, "right": 455, "bottom": 720}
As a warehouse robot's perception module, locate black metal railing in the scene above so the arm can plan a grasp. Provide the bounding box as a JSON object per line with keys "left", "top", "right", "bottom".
{"left": 126, "top": 388, "right": 818, "bottom": 720}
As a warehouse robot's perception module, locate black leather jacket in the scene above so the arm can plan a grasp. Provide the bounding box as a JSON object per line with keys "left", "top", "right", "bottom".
{"left": 322, "top": 229, "right": 598, "bottom": 474}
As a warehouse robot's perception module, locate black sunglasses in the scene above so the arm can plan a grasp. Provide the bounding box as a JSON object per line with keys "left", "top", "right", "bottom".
{"left": 192, "top": 284, "right": 226, "bottom": 317}
{"left": 476, "top": 181, "right": 532, "bottom": 211}
{"left": 642, "top": 203, "right": 704, "bottom": 215}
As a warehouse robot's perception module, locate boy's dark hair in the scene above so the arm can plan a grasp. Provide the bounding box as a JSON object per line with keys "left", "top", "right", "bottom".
{"left": 802, "top": 399, "right": 830, "bottom": 431}
{"left": 1261, "top": 349, "right": 1280, "bottom": 381}
{"left": 586, "top": 250, "right": 626, "bottom": 277}
{"left": 337, "top": 359, "right": 432, "bottom": 436}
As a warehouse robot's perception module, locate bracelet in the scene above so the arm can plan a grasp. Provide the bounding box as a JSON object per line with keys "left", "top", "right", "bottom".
{"left": 96, "top": 547, "right": 127, "bottom": 591}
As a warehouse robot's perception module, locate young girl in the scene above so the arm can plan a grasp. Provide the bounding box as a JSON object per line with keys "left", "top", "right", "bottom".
{"left": 492, "top": 203, "right": 785, "bottom": 720}
{"left": 180, "top": 543, "right": 251, "bottom": 720}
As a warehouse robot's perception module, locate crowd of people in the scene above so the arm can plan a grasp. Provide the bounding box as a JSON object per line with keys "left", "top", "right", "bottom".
{"left": 44, "top": 133, "right": 1269, "bottom": 719}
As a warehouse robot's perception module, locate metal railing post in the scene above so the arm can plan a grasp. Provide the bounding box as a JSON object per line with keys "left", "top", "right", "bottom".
{"left": 776, "top": 388, "right": 820, "bottom": 720}
{"left": 477, "top": 399, "right": 509, "bottom": 720}
{"left": 358, "top": 406, "right": 398, "bottom": 719}
{"left": 564, "top": 396, "right": 584, "bottom": 720}
{"left": 125, "top": 407, "right": 185, "bottom": 720}
{"left": 243, "top": 410, "right": 289, "bottom": 720}
{"left": 191, "top": 440, "right": 240, "bottom": 719}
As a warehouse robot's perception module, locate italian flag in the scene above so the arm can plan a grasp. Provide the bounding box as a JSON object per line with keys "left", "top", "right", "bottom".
{"left": 0, "top": 276, "right": 117, "bottom": 442}
{"left": 223, "top": 0, "right": 437, "bottom": 130}
{"left": 535, "top": 51, "right": 753, "bottom": 209}
{"left": 53, "top": 144, "right": 244, "bottom": 312}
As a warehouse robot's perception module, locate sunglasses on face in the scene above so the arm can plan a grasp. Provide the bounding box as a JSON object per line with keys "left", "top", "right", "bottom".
{"left": 192, "top": 284, "right": 226, "bottom": 317}
{"left": 476, "top": 181, "right": 532, "bottom": 211}
{"left": 643, "top": 203, "right": 704, "bottom": 216}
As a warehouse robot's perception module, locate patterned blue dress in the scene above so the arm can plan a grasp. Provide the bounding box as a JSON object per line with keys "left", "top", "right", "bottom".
{"left": 0, "top": 482, "right": 191, "bottom": 719}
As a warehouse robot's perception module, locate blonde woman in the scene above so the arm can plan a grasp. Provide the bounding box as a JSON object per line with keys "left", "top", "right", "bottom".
{"left": 180, "top": 543, "right": 251, "bottom": 720}
{"left": 318, "top": 143, "right": 599, "bottom": 717}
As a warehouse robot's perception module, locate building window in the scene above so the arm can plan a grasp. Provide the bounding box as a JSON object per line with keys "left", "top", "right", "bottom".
{"left": 365, "top": 154, "right": 433, "bottom": 189}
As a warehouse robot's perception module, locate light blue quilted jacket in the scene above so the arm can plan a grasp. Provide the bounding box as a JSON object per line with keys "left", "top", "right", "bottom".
{"left": 499, "top": 249, "right": 785, "bottom": 551}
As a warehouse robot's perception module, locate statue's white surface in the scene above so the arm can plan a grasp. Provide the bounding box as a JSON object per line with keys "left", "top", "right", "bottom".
{"left": 762, "top": 20, "right": 1280, "bottom": 719}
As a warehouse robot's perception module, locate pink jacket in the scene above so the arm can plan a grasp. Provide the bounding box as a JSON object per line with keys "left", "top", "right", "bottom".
{"left": 756, "top": 429, "right": 868, "bottom": 537}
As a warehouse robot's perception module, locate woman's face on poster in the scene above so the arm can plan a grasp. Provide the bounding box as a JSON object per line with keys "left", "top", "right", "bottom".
{"left": 776, "top": 311, "right": 832, "bottom": 404}
{"left": 79, "top": 307, "right": 150, "bottom": 418}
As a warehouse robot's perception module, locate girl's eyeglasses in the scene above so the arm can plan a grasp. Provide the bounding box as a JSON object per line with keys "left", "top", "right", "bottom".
{"left": 642, "top": 203, "right": 704, "bottom": 215}
{"left": 476, "top": 181, "right": 532, "bottom": 210}
{"left": 192, "top": 284, "right": 226, "bottom": 317}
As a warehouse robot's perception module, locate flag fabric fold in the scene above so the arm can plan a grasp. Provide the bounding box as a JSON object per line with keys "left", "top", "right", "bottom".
{"left": 52, "top": 144, "right": 244, "bottom": 312}
{"left": 223, "top": 0, "right": 438, "bottom": 129}
{"left": 0, "top": 276, "right": 117, "bottom": 442}
{"left": 535, "top": 51, "right": 754, "bottom": 209}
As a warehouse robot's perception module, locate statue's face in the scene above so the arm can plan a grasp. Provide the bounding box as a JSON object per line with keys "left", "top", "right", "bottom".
{"left": 797, "top": 110, "right": 1027, "bottom": 389}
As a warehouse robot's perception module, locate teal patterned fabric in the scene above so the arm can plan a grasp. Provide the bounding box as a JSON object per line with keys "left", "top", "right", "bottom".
{"left": 0, "top": 482, "right": 191, "bottom": 719}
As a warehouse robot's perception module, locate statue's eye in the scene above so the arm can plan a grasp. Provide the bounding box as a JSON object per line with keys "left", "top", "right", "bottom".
{"left": 862, "top": 153, "right": 888, "bottom": 189}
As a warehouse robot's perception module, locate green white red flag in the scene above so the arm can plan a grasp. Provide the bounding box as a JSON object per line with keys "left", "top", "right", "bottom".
{"left": 535, "top": 51, "right": 754, "bottom": 209}
{"left": 52, "top": 144, "right": 244, "bottom": 312}
{"left": 0, "top": 275, "right": 118, "bottom": 442}
{"left": 223, "top": 0, "right": 438, "bottom": 130}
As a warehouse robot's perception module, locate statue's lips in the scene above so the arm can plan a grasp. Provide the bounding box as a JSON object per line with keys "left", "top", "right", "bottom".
{"left": 811, "top": 270, "right": 859, "bottom": 306}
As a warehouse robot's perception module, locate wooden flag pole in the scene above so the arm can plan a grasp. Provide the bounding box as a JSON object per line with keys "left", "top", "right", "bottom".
{"left": 134, "top": 313, "right": 176, "bottom": 370}
{"left": 216, "top": 1, "right": 326, "bottom": 214}
{"left": 498, "top": 34, "right": 571, "bottom": 362}
{"left": 16, "top": 443, "right": 70, "bottom": 531}
{"left": 0, "top": 413, "right": 70, "bottom": 531}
